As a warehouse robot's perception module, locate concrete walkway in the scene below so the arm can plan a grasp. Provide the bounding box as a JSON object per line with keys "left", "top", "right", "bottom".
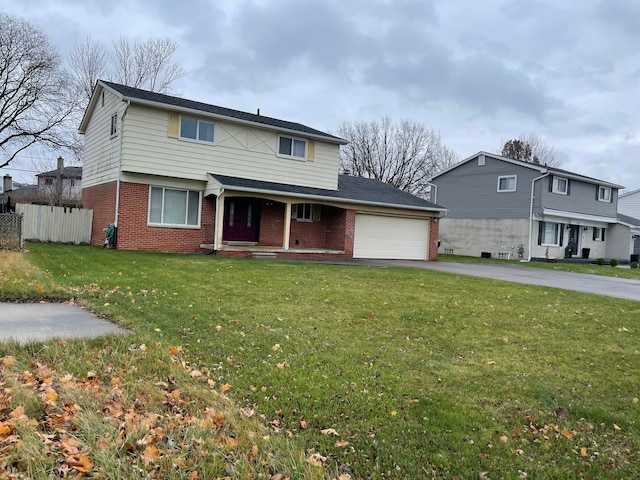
{"left": 0, "top": 302, "right": 128, "bottom": 344}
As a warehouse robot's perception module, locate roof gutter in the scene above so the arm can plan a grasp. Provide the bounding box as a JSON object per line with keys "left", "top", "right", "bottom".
{"left": 528, "top": 172, "right": 549, "bottom": 261}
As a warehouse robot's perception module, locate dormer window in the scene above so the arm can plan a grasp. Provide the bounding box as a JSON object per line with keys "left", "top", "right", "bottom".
{"left": 278, "top": 135, "right": 307, "bottom": 160}
{"left": 552, "top": 176, "right": 568, "bottom": 195}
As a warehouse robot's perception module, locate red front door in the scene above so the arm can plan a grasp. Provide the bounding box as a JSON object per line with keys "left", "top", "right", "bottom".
{"left": 223, "top": 198, "right": 260, "bottom": 242}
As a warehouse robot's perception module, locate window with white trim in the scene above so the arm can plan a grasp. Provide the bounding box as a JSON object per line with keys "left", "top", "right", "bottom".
{"left": 497, "top": 175, "right": 517, "bottom": 192}
{"left": 293, "top": 203, "right": 320, "bottom": 222}
{"left": 278, "top": 135, "right": 307, "bottom": 159}
{"left": 592, "top": 227, "right": 605, "bottom": 241}
{"left": 540, "top": 222, "right": 562, "bottom": 246}
{"left": 180, "top": 116, "right": 215, "bottom": 143}
{"left": 552, "top": 176, "right": 568, "bottom": 194}
{"left": 598, "top": 186, "right": 611, "bottom": 202}
{"left": 149, "top": 186, "right": 201, "bottom": 226}
{"left": 110, "top": 113, "right": 118, "bottom": 136}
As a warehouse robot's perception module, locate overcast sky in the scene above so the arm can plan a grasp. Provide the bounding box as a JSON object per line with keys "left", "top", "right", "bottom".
{"left": 1, "top": 0, "right": 638, "bottom": 191}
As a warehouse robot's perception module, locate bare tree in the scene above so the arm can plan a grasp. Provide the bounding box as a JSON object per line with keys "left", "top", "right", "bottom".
{"left": 68, "top": 36, "right": 108, "bottom": 103}
{"left": 337, "top": 117, "right": 459, "bottom": 198}
{"left": 499, "top": 133, "right": 559, "bottom": 167}
{"left": 0, "top": 13, "right": 77, "bottom": 169}
{"left": 111, "top": 37, "right": 187, "bottom": 93}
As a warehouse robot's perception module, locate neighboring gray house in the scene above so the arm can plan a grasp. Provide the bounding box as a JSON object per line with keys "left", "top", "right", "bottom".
{"left": 618, "top": 189, "right": 640, "bottom": 259}
{"left": 430, "top": 151, "right": 630, "bottom": 261}
{"left": 36, "top": 157, "right": 82, "bottom": 206}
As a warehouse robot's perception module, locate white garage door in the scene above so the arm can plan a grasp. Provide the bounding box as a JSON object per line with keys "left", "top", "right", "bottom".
{"left": 353, "top": 214, "right": 429, "bottom": 260}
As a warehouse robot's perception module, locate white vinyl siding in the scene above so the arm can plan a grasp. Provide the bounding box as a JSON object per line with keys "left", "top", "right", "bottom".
{"left": 353, "top": 214, "right": 428, "bottom": 260}
{"left": 120, "top": 105, "right": 339, "bottom": 190}
{"left": 148, "top": 186, "right": 201, "bottom": 227}
{"left": 497, "top": 175, "right": 516, "bottom": 192}
{"left": 81, "top": 88, "right": 123, "bottom": 187}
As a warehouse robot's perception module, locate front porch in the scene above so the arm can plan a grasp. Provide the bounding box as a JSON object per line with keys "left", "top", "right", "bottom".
{"left": 199, "top": 242, "right": 346, "bottom": 258}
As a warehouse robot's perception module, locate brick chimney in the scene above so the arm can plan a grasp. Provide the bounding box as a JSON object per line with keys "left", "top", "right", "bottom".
{"left": 2, "top": 174, "right": 11, "bottom": 193}
{"left": 57, "top": 156, "right": 64, "bottom": 175}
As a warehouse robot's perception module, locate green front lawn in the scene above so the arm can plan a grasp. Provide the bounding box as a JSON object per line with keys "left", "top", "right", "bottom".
{"left": 1, "top": 244, "right": 639, "bottom": 479}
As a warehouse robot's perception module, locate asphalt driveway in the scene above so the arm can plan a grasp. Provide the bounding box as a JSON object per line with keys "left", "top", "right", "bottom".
{"left": 337, "top": 259, "right": 640, "bottom": 302}
{"left": 0, "top": 302, "right": 128, "bottom": 344}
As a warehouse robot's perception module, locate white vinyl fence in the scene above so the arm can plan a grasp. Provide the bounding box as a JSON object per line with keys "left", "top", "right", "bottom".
{"left": 16, "top": 203, "right": 93, "bottom": 244}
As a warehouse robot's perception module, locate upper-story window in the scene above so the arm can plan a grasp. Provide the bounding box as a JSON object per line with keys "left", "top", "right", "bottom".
{"left": 180, "top": 116, "right": 215, "bottom": 143}
{"left": 278, "top": 135, "right": 307, "bottom": 160}
{"left": 598, "top": 186, "right": 612, "bottom": 202}
{"left": 110, "top": 113, "right": 118, "bottom": 136}
{"left": 497, "top": 175, "right": 517, "bottom": 192}
{"left": 552, "top": 176, "right": 568, "bottom": 195}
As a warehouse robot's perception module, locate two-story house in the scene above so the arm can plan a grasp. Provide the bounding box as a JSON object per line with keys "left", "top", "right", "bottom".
{"left": 430, "top": 151, "right": 629, "bottom": 261}
{"left": 618, "top": 189, "right": 640, "bottom": 260}
{"left": 36, "top": 157, "right": 82, "bottom": 206}
{"left": 79, "top": 81, "right": 444, "bottom": 260}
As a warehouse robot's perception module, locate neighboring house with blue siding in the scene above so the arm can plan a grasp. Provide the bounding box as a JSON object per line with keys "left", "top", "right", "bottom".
{"left": 429, "top": 151, "right": 629, "bottom": 261}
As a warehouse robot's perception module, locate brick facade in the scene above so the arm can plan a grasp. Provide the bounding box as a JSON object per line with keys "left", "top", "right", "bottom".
{"left": 428, "top": 217, "right": 440, "bottom": 261}
{"left": 83, "top": 181, "right": 428, "bottom": 260}
{"left": 82, "top": 182, "right": 117, "bottom": 246}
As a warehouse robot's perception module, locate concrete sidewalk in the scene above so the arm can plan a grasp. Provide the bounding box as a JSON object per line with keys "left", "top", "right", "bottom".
{"left": 0, "top": 302, "right": 128, "bottom": 344}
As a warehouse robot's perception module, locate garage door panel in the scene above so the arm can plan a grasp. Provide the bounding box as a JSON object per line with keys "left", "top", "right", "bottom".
{"left": 353, "top": 214, "right": 428, "bottom": 260}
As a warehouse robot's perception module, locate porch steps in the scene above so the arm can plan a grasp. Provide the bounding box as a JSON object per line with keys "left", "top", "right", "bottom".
{"left": 252, "top": 252, "right": 278, "bottom": 260}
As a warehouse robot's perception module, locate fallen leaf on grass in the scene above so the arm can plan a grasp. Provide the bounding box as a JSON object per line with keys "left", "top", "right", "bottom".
{"left": 142, "top": 445, "right": 162, "bottom": 463}
{"left": 65, "top": 455, "right": 93, "bottom": 473}
{"left": 169, "top": 345, "right": 183, "bottom": 355}
{"left": 321, "top": 428, "right": 339, "bottom": 436}
{"left": 580, "top": 447, "right": 588, "bottom": 458}
{"left": 613, "top": 424, "right": 621, "bottom": 430}
{"left": 561, "top": 430, "right": 574, "bottom": 439}
{"left": 220, "top": 383, "right": 231, "bottom": 393}
{"left": 2, "top": 356, "right": 15, "bottom": 366}
{"left": 335, "top": 440, "right": 350, "bottom": 447}
{"left": 299, "top": 420, "right": 307, "bottom": 429}
{"left": 306, "top": 452, "right": 327, "bottom": 467}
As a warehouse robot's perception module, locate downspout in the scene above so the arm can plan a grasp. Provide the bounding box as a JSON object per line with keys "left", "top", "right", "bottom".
{"left": 528, "top": 172, "right": 549, "bottom": 261}
{"left": 426, "top": 182, "right": 438, "bottom": 204}
{"left": 114, "top": 100, "right": 130, "bottom": 228}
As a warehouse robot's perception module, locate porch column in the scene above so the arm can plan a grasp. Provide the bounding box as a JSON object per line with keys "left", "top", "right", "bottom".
{"left": 283, "top": 203, "right": 292, "bottom": 250}
{"left": 215, "top": 195, "right": 225, "bottom": 249}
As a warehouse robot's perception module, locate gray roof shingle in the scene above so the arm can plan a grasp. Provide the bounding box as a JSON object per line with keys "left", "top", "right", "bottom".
{"left": 100, "top": 81, "right": 345, "bottom": 143}
{"left": 209, "top": 173, "right": 445, "bottom": 211}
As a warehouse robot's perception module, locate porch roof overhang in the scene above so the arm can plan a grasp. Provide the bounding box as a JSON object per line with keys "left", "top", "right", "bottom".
{"left": 206, "top": 173, "right": 447, "bottom": 213}
{"left": 536, "top": 208, "right": 618, "bottom": 226}
{"left": 618, "top": 213, "right": 640, "bottom": 235}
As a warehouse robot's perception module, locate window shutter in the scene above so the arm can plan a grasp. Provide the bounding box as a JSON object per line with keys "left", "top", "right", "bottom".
{"left": 168, "top": 113, "right": 179, "bottom": 138}
{"left": 595, "top": 186, "right": 599, "bottom": 200}
{"left": 566, "top": 180, "right": 571, "bottom": 195}
{"left": 592, "top": 228, "right": 597, "bottom": 241}
{"left": 549, "top": 177, "right": 553, "bottom": 192}
{"left": 307, "top": 140, "right": 315, "bottom": 162}
{"left": 559, "top": 224, "right": 564, "bottom": 246}
{"left": 312, "top": 204, "right": 321, "bottom": 221}
{"left": 602, "top": 228, "right": 606, "bottom": 241}
{"left": 537, "top": 222, "right": 543, "bottom": 245}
